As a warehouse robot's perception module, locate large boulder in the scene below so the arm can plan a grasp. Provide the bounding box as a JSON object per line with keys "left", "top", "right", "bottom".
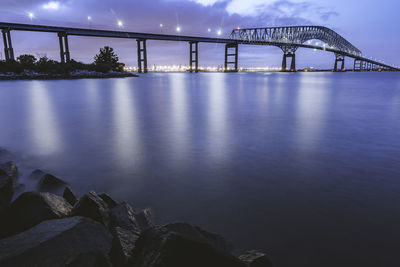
{"left": 99, "top": 193, "right": 118, "bottom": 209}
{"left": 110, "top": 202, "right": 140, "bottom": 234}
{"left": 128, "top": 222, "right": 246, "bottom": 267}
{"left": 29, "top": 169, "right": 46, "bottom": 180}
{"left": 0, "top": 175, "right": 13, "bottom": 212}
{"left": 239, "top": 250, "right": 273, "bottom": 267}
{"left": 72, "top": 191, "right": 110, "bottom": 227}
{"left": 110, "top": 226, "right": 139, "bottom": 267}
{"left": 135, "top": 208, "right": 153, "bottom": 231}
{"left": 38, "top": 173, "right": 67, "bottom": 191}
{"left": 0, "top": 216, "right": 113, "bottom": 267}
{"left": 29, "top": 169, "right": 68, "bottom": 192}
{"left": 65, "top": 251, "right": 112, "bottom": 267}
{"left": 63, "top": 186, "right": 78, "bottom": 206}
{"left": 0, "top": 161, "right": 18, "bottom": 182}
{"left": 0, "top": 191, "right": 72, "bottom": 238}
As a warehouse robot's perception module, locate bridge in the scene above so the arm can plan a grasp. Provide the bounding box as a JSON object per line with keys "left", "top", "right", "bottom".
{"left": 1, "top": 22, "right": 398, "bottom": 73}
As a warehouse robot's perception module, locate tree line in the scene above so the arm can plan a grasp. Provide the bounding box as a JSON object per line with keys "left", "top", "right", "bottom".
{"left": 0, "top": 46, "right": 125, "bottom": 74}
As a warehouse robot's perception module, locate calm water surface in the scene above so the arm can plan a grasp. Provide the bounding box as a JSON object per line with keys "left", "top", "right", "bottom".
{"left": 1, "top": 72, "right": 400, "bottom": 267}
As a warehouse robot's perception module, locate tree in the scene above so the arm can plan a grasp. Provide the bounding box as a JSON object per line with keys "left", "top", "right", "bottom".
{"left": 94, "top": 46, "right": 119, "bottom": 66}
{"left": 17, "top": 54, "right": 37, "bottom": 68}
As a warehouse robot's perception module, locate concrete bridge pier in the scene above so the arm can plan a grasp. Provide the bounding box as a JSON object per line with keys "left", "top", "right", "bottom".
{"left": 224, "top": 43, "right": 238, "bottom": 72}
{"left": 334, "top": 54, "right": 345, "bottom": 71}
{"left": 281, "top": 52, "right": 296, "bottom": 72}
{"left": 353, "top": 59, "right": 362, "bottom": 71}
{"left": 189, "top": 41, "right": 199, "bottom": 73}
{"left": 137, "top": 39, "right": 148, "bottom": 73}
{"left": 58, "top": 32, "right": 70, "bottom": 63}
{"left": 2, "top": 29, "right": 14, "bottom": 61}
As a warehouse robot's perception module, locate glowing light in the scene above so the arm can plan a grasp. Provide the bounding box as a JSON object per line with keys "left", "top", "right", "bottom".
{"left": 87, "top": 16, "right": 92, "bottom": 20}
{"left": 176, "top": 26, "right": 181, "bottom": 32}
{"left": 42, "top": 1, "right": 60, "bottom": 10}
{"left": 28, "top": 12, "right": 34, "bottom": 19}
{"left": 160, "top": 23, "right": 163, "bottom": 27}
{"left": 237, "top": 27, "right": 240, "bottom": 30}
{"left": 208, "top": 28, "right": 211, "bottom": 32}
{"left": 217, "top": 30, "right": 222, "bottom": 36}
{"left": 118, "top": 20, "right": 123, "bottom": 27}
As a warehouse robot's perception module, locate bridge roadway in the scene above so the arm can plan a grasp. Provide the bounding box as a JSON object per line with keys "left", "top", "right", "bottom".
{"left": 1, "top": 22, "right": 398, "bottom": 72}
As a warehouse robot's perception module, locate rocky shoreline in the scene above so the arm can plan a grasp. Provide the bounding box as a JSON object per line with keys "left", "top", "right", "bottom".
{"left": 0, "top": 149, "right": 273, "bottom": 267}
{"left": 0, "top": 71, "right": 138, "bottom": 80}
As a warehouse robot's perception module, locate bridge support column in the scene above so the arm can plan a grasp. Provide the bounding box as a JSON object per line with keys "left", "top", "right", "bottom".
{"left": 137, "top": 39, "right": 148, "bottom": 73}
{"left": 334, "top": 54, "right": 345, "bottom": 72}
{"left": 281, "top": 52, "right": 296, "bottom": 72}
{"left": 2, "top": 29, "right": 14, "bottom": 61}
{"left": 224, "top": 43, "right": 238, "bottom": 72}
{"left": 353, "top": 59, "right": 362, "bottom": 71}
{"left": 58, "top": 32, "right": 70, "bottom": 63}
{"left": 189, "top": 41, "right": 199, "bottom": 73}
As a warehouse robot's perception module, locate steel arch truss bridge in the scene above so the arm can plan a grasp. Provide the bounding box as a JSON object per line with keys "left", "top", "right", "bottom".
{"left": 230, "top": 26, "right": 362, "bottom": 56}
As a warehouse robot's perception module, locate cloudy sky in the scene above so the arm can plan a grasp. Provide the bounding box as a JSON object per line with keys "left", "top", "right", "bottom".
{"left": 1, "top": 0, "right": 399, "bottom": 68}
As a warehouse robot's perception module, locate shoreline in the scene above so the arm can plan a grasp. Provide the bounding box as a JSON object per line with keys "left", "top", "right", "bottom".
{"left": 0, "top": 148, "right": 272, "bottom": 267}
{"left": 0, "top": 72, "right": 138, "bottom": 81}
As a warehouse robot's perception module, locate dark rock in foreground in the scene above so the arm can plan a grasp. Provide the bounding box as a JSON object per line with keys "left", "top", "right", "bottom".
{"left": 99, "top": 193, "right": 118, "bottom": 209}
{"left": 72, "top": 191, "right": 110, "bottom": 227}
{"left": 0, "top": 191, "right": 72, "bottom": 238}
{"left": 239, "top": 250, "right": 273, "bottom": 267}
{"left": 0, "top": 158, "right": 273, "bottom": 267}
{"left": 63, "top": 186, "right": 78, "bottom": 206}
{"left": 38, "top": 173, "right": 68, "bottom": 191}
{"left": 0, "top": 175, "right": 13, "bottom": 212}
{"left": 129, "top": 222, "right": 246, "bottom": 267}
{"left": 29, "top": 169, "right": 46, "bottom": 180}
{"left": 0, "top": 216, "right": 112, "bottom": 267}
{"left": 135, "top": 208, "right": 153, "bottom": 231}
{"left": 110, "top": 202, "right": 140, "bottom": 234}
{"left": 110, "top": 226, "right": 139, "bottom": 267}
{"left": 0, "top": 161, "right": 18, "bottom": 182}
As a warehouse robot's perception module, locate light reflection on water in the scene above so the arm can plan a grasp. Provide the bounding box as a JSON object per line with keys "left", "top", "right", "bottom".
{"left": 28, "top": 81, "right": 61, "bottom": 155}
{"left": 0, "top": 72, "right": 400, "bottom": 267}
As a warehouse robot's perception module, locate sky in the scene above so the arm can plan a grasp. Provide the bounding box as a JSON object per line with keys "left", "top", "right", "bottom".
{"left": 1, "top": 0, "right": 399, "bottom": 68}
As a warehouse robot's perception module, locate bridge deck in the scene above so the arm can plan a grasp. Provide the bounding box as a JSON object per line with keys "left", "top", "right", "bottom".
{"left": 0, "top": 22, "right": 398, "bottom": 71}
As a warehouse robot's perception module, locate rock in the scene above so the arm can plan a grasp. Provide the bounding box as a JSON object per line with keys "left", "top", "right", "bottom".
{"left": 110, "top": 226, "right": 139, "bottom": 266}
{"left": 110, "top": 202, "right": 140, "bottom": 234}
{"left": 135, "top": 208, "right": 153, "bottom": 231}
{"left": 0, "top": 161, "right": 18, "bottom": 182}
{"left": 239, "top": 250, "right": 273, "bottom": 267}
{"left": 66, "top": 251, "right": 112, "bottom": 267}
{"left": 63, "top": 186, "right": 78, "bottom": 206}
{"left": 128, "top": 222, "right": 246, "bottom": 267}
{"left": 0, "top": 216, "right": 112, "bottom": 267}
{"left": 29, "top": 169, "right": 46, "bottom": 180}
{"left": 38, "top": 173, "right": 67, "bottom": 191}
{"left": 0, "top": 191, "right": 72, "bottom": 238}
{"left": 72, "top": 191, "right": 110, "bottom": 227}
{"left": 0, "top": 175, "right": 13, "bottom": 212}
{"left": 99, "top": 193, "right": 118, "bottom": 209}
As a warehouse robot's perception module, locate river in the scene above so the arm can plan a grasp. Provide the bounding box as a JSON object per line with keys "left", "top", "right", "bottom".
{"left": 1, "top": 72, "right": 399, "bottom": 266}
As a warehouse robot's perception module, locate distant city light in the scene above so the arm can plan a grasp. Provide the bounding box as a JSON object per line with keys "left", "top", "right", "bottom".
{"left": 118, "top": 20, "right": 123, "bottom": 27}
{"left": 176, "top": 26, "right": 181, "bottom": 32}
{"left": 217, "top": 30, "right": 222, "bottom": 36}
{"left": 87, "top": 16, "right": 92, "bottom": 21}
{"left": 208, "top": 28, "right": 211, "bottom": 32}
{"left": 28, "top": 12, "right": 34, "bottom": 20}
{"left": 160, "top": 23, "right": 163, "bottom": 27}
